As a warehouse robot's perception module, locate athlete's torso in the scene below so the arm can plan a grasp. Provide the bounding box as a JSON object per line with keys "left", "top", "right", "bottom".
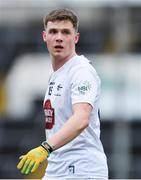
{"left": 43, "top": 55, "right": 108, "bottom": 179}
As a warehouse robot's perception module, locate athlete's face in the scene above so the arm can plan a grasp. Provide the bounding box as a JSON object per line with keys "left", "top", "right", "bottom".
{"left": 43, "top": 20, "right": 79, "bottom": 61}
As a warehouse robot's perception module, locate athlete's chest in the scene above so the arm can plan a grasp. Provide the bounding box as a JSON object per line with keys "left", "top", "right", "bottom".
{"left": 48, "top": 80, "right": 64, "bottom": 98}
{"left": 47, "top": 75, "right": 68, "bottom": 99}
{"left": 44, "top": 71, "right": 71, "bottom": 107}
{"left": 43, "top": 74, "right": 71, "bottom": 129}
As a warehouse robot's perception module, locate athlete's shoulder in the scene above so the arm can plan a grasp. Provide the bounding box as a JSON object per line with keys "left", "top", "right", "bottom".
{"left": 69, "top": 55, "right": 99, "bottom": 78}
{"left": 69, "top": 55, "right": 91, "bottom": 72}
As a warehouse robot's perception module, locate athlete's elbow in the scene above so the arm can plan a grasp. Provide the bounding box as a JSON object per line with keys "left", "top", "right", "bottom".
{"left": 83, "top": 119, "right": 89, "bottom": 128}
{"left": 79, "top": 118, "right": 89, "bottom": 131}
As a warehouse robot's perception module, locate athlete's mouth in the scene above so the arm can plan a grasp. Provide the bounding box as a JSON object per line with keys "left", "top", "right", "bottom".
{"left": 54, "top": 45, "right": 64, "bottom": 49}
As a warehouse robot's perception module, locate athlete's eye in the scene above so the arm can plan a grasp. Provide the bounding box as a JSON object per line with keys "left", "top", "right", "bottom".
{"left": 62, "top": 29, "right": 71, "bottom": 35}
{"left": 49, "top": 29, "right": 57, "bottom": 34}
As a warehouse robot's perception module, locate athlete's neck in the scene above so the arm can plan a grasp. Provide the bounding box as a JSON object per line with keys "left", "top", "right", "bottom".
{"left": 52, "top": 53, "right": 77, "bottom": 71}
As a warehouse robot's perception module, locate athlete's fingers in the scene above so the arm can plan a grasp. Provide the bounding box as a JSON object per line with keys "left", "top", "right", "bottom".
{"left": 31, "top": 161, "right": 40, "bottom": 173}
{"left": 25, "top": 161, "right": 35, "bottom": 175}
{"left": 19, "top": 155, "right": 25, "bottom": 159}
{"left": 21, "top": 158, "right": 31, "bottom": 174}
{"left": 17, "top": 156, "right": 27, "bottom": 170}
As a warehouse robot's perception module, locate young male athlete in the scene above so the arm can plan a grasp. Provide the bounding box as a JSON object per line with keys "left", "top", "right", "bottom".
{"left": 17, "top": 9, "right": 108, "bottom": 179}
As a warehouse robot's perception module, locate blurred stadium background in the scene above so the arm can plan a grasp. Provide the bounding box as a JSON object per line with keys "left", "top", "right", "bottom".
{"left": 0, "top": 0, "right": 141, "bottom": 179}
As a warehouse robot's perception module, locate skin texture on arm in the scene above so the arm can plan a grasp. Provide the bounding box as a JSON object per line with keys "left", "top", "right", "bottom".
{"left": 47, "top": 102, "right": 92, "bottom": 151}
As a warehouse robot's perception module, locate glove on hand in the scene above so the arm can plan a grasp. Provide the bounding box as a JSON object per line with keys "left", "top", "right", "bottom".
{"left": 17, "top": 146, "right": 49, "bottom": 175}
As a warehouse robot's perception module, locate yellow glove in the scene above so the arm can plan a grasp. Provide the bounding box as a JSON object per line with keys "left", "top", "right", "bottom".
{"left": 17, "top": 146, "right": 49, "bottom": 175}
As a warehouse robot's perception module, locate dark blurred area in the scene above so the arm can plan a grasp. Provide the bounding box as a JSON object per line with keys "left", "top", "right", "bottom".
{"left": 0, "top": 0, "right": 141, "bottom": 179}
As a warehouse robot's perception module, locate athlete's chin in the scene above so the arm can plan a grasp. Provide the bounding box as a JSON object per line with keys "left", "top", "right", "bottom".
{"left": 52, "top": 53, "right": 66, "bottom": 60}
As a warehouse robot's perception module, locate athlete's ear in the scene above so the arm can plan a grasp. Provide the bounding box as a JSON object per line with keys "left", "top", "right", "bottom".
{"left": 75, "top": 32, "right": 80, "bottom": 44}
{"left": 42, "top": 31, "right": 47, "bottom": 42}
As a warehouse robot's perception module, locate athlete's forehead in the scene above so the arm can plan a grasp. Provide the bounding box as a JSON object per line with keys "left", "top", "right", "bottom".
{"left": 46, "top": 20, "right": 75, "bottom": 31}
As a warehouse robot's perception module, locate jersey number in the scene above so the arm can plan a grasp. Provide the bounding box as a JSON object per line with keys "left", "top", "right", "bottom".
{"left": 48, "top": 86, "right": 53, "bottom": 95}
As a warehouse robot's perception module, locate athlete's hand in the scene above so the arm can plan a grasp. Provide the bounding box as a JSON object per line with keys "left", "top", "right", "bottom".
{"left": 17, "top": 146, "right": 49, "bottom": 175}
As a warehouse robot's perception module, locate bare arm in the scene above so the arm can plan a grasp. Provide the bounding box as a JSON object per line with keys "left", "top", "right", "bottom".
{"left": 47, "top": 103, "right": 92, "bottom": 151}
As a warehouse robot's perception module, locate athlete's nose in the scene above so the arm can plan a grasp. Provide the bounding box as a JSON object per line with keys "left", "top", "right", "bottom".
{"left": 56, "top": 32, "right": 63, "bottom": 42}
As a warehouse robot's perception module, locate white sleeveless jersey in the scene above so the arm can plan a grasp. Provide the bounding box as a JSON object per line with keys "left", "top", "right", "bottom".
{"left": 43, "top": 55, "right": 108, "bottom": 179}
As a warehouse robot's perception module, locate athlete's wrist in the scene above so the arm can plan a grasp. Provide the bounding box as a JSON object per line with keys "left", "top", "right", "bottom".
{"left": 41, "top": 141, "right": 53, "bottom": 154}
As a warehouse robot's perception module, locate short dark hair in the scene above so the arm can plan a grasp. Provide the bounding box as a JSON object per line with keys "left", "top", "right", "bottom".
{"left": 43, "top": 9, "right": 79, "bottom": 32}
